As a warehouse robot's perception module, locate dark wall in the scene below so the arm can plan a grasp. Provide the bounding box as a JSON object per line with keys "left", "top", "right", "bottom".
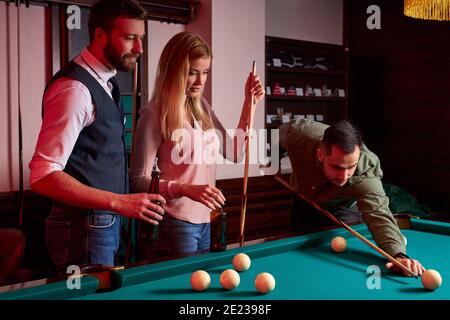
{"left": 0, "top": 191, "right": 55, "bottom": 280}
{"left": 348, "top": 0, "right": 450, "bottom": 215}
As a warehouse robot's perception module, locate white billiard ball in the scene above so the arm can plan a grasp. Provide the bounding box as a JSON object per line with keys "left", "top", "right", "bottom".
{"left": 255, "top": 272, "right": 276, "bottom": 294}
{"left": 232, "top": 253, "right": 251, "bottom": 272}
{"left": 331, "top": 236, "right": 347, "bottom": 253}
{"left": 421, "top": 269, "right": 442, "bottom": 291}
{"left": 220, "top": 269, "right": 240, "bottom": 290}
{"left": 190, "top": 270, "right": 211, "bottom": 291}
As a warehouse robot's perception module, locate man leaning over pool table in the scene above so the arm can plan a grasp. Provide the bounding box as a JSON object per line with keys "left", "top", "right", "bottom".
{"left": 278, "top": 118, "right": 425, "bottom": 277}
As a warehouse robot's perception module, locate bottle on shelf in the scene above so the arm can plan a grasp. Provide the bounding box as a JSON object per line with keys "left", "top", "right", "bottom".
{"left": 272, "top": 82, "right": 283, "bottom": 96}
{"left": 305, "top": 84, "right": 314, "bottom": 96}
{"left": 210, "top": 207, "right": 227, "bottom": 252}
{"left": 287, "top": 86, "right": 297, "bottom": 96}
{"left": 138, "top": 159, "right": 163, "bottom": 241}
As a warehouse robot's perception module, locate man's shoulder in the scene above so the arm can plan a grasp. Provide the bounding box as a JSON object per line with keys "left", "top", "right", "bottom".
{"left": 50, "top": 55, "right": 103, "bottom": 86}
{"left": 350, "top": 145, "right": 384, "bottom": 186}
{"left": 46, "top": 59, "right": 86, "bottom": 89}
{"left": 44, "top": 76, "right": 90, "bottom": 101}
{"left": 359, "top": 145, "right": 382, "bottom": 171}
{"left": 52, "top": 59, "right": 83, "bottom": 78}
{"left": 280, "top": 119, "right": 328, "bottom": 149}
{"left": 281, "top": 119, "right": 328, "bottom": 138}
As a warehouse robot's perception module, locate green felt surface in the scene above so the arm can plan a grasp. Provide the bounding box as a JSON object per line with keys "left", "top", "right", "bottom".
{"left": 0, "top": 274, "right": 99, "bottom": 300}
{"left": 85, "top": 220, "right": 450, "bottom": 300}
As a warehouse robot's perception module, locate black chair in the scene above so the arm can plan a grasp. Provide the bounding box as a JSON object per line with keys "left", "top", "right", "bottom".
{"left": 0, "top": 228, "right": 32, "bottom": 286}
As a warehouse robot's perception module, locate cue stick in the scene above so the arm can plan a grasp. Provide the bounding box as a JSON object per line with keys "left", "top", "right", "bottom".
{"left": 17, "top": 3, "right": 24, "bottom": 227}
{"left": 130, "top": 61, "right": 139, "bottom": 165}
{"left": 239, "top": 61, "right": 257, "bottom": 247}
{"left": 125, "top": 62, "right": 139, "bottom": 264}
{"left": 273, "top": 175, "right": 418, "bottom": 278}
{"left": 71, "top": 265, "right": 125, "bottom": 290}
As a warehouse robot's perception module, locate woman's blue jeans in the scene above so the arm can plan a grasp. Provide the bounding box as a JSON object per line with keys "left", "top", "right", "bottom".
{"left": 165, "top": 215, "right": 210, "bottom": 255}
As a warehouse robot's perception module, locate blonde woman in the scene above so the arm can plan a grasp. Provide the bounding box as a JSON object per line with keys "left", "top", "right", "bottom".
{"left": 131, "top": 31, "right": 264, "bottom": 257}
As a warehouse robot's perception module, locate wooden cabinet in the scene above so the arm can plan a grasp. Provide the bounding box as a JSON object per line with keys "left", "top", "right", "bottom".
{"left": 265, "top": 36, "right": 349, "bottom": 131}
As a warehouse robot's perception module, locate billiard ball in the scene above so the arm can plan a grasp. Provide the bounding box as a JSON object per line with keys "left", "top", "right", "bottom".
{"left": 331, "top": 236, "right": 347, "bottom": 253}
{"left": 232, "top": 253, "right": 251, "bottom": 272}
{"left": 421, "top": 269, "right": 442, "bottom": 291}
{"left": 402, "top": 235, "right": 407, "bottom": 246}
{"left": 255, "top": 272, "right": 276, "bottom": 294}
{"left": 220, "top": 269, "right": 240, "bottom": 290}
{"left": 190, "top": 270, "right": 211, "bottom": 291}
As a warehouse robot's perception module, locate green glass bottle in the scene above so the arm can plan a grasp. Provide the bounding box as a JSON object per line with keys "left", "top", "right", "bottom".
{"left": 139, "top": 161, "right": 162, "bottom": 241}
{"left": 210, "top": 207, "right": 227, "bottom": 252}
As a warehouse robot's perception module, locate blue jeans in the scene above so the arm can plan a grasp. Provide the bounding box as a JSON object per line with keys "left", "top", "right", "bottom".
{"left": 45, "top": 202, "right": 121, "bottom": 276}
{"left": 166, "top": 215, "right": 210, "bottom": 256}
{"left": 136, "top": 215, "right": 210, "bottom": 261}
{"left": 149, "top": 215, "right": 211, "bottom": 256}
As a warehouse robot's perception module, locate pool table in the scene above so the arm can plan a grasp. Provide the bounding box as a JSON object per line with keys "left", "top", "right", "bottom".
{"left": 1, "top": 218, "right": 449, "bottom": 300}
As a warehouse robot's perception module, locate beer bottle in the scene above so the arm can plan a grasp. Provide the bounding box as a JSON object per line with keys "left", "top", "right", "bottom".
{"left": 210, "top": 207, "right": 227, "bottom": 251}
{"left": 138, "top": 160, "right": 162, "bottom": 241}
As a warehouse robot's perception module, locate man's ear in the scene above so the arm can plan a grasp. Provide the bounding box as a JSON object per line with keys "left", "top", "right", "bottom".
{"left": 94, "top": 27, "right": 108, "bottom": 45}
{"left": 316, "top": 146, "right": 324, "bottom": 162}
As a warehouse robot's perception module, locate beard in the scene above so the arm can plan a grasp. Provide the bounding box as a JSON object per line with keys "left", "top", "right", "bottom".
{"left": 104, "top": 39, "right": 139, "bottom": 72}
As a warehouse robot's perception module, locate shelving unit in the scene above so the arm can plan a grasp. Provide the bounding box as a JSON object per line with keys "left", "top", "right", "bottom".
{"left": 265, "top": 36, "right": 349, "bottom": 131}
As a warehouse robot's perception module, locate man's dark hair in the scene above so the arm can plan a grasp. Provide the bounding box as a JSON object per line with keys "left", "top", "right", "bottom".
{"left": 321, "top": 119, "right": 363, "bottom": 154}
{"left": 88, "top": 0, "right": 147, "bottom": 42}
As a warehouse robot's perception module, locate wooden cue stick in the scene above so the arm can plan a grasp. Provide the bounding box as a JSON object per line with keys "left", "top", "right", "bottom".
{"left": 239, "top": 61, "right": 257, "bottom": 247}
{"left": 273, "top": 175, "right": 418, "bottom": 278}
{"left": 130, "top": 61, "right": 139, "bottom": 164}
{"left": 125, "top": 62, "right": 139, "bottom": 264}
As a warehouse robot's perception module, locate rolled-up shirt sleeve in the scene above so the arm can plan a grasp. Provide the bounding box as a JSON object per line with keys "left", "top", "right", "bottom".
{"left": 355, "top": 178, "right": 406, "bottom": 256}
{"left": 29, "top": 78, "right": 94, "bottom": 185}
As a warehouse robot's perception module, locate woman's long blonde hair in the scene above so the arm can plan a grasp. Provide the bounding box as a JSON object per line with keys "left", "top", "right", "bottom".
{"left": 152, "top": 31, "right": 214, "bottom": 140}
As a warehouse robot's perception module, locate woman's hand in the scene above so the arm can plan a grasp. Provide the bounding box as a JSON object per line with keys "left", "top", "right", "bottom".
{"left": 245, "top": 72, "right": 265, "bottom": 105}
{"left": 179, "top": 184, "right": 226, "bottom": 210}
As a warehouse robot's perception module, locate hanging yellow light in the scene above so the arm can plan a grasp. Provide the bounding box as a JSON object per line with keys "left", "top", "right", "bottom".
{"left": 404, "top": 0, "right": 450, "bottom": 21}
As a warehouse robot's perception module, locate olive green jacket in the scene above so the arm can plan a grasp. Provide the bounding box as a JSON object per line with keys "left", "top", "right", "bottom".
{"left": 279, "top": 119, "right": 406, "bottom": 256}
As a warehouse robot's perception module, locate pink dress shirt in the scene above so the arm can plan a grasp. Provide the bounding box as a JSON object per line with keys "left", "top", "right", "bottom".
{"left": 29, "top": 48, "right": 117, "bottom": 185}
